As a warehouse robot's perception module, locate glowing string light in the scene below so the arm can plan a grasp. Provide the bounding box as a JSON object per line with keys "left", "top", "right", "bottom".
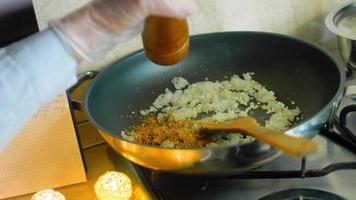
{"left": 31, "top": 189, "right": 65, "bottom": 200}
{"left": 94, "top": 171, "right": 132, "bottom": 200}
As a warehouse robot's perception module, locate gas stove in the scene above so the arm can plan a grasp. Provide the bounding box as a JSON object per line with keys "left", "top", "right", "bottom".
{"left": 131, "top": 95, "right": 356, "bottom": 200}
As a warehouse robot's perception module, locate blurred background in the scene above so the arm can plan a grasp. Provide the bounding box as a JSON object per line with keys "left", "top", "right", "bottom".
{"left": 33, "top": 0, "right": 353, "bottom": 72}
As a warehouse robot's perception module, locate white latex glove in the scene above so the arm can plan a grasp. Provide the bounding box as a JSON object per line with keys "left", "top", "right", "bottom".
{"left": 51, "top": 0, "right": 197, "bottom": 64}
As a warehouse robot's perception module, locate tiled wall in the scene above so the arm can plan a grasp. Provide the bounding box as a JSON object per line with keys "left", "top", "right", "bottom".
{"left": 33, "top": 0, "right": 353, "bottom": 72}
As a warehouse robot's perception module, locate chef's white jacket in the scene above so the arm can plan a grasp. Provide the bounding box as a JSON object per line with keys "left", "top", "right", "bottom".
{"left": 0, "top": 29, "right": 77, "bottom": 152}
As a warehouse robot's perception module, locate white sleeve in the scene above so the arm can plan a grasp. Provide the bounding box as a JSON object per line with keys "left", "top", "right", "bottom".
{"left": 0, "top": 28, "right": 77, "bottom": 152}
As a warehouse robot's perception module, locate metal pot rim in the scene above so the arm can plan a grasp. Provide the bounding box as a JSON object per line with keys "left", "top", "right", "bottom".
{"left": 325, "top": 2, "right": 356, "bottom": 41}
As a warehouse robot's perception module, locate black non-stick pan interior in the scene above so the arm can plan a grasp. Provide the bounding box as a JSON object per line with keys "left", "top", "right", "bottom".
{"left": 85, "top": 32, "right": 341, "bottom": 139}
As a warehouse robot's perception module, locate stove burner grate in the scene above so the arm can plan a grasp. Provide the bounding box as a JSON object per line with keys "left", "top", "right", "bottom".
{"left": 132, "top": 131, "right": 356, "bottom": 200}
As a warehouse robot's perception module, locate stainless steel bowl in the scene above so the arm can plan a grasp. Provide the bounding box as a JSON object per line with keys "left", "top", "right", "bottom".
{"left": 325, "top": 2, "right": 356, "bottom": 70}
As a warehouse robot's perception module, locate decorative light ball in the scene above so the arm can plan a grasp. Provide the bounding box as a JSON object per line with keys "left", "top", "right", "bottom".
{"left": 31, "top": 189, "right": 65, "bottom": 200}
{"left": 94, "top": 171, "right": 132, "bottom": 200}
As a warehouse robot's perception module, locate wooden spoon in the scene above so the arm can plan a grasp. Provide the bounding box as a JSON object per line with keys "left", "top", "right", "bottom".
{"left": 199, "top": 117, "right": 320, "bottom": 157}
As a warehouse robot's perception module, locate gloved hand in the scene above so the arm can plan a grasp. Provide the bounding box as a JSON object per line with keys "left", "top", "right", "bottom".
{"left": 51, "top": 0, "right": 197, "bottom": 64}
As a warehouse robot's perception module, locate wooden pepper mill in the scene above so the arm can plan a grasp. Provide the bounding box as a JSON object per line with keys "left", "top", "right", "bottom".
{"left": 142, "top": 16, "right": 190, "bottom": 66}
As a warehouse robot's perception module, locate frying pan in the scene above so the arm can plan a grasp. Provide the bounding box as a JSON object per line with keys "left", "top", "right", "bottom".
{"left": 82, "top": 32, "right": 345, "bottom": 175}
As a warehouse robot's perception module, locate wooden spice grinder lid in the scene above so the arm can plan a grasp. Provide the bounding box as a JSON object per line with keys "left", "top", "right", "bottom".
{"left": 142, "top": 16, "right": 189, "bottom": 66}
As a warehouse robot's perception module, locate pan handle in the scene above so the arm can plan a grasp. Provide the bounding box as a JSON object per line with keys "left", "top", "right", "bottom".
{"left": 340, "top": 104, "right": 356, "bottom": 127}
{"left": 344, "top": 79, "right": 356, "bottom": 96}
{"left": 340, "top": 78, "right": 356, "bottom": 125}
{"left": 68, "top": 71, "right": 100, "bottom": 111}
{"left": 332, "top": 78, "right": 356, "bottom": 145}
{"left": 320, "top": 79, "right": 356, "bottom": 153}
{"left": 338, "top": 104, "right": 356, "bottom": 143}
{"left": 326, "top": 78, "right": 356, "bottom": 128}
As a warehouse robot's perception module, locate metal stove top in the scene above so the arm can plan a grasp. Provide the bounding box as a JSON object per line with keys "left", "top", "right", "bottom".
{"left": 133, "top": 96, "right": 356, "bottom": 200}
{"left": 135, "top": 134, "right": 356, "bottom": 200}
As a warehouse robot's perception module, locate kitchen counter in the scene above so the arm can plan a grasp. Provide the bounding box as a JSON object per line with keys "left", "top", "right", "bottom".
{"left": 5, "top": 144, "right": 153, "bottom": 200}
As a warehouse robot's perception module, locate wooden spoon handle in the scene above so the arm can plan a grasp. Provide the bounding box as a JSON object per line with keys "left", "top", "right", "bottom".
{"left": 241, "top": 126, "right": 320, "bottom": 157}
{"left": 201, "top": 117, "right": 320, "bottom": 157}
